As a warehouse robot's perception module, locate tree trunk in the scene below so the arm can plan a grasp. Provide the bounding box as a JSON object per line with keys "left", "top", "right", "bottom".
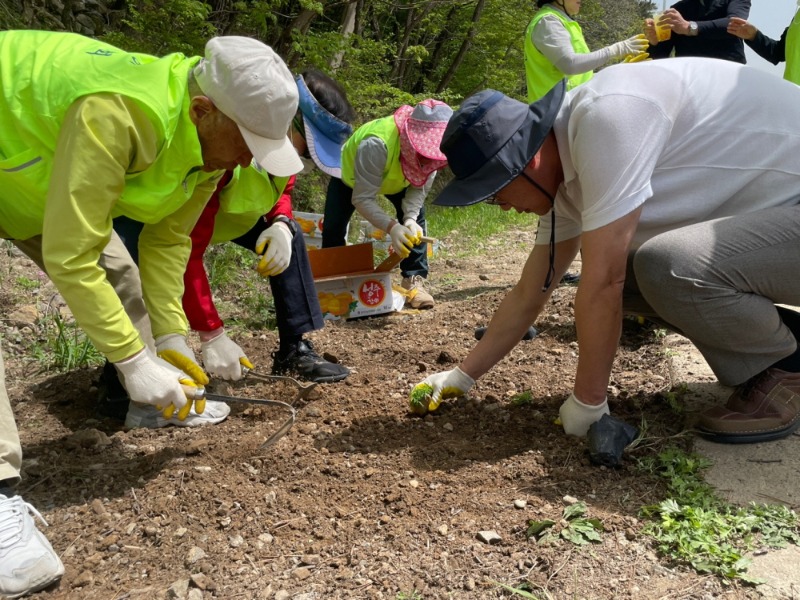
{"left": 330, "top": 0, "right": 358, "bottom": 71}
{"left": 436, "top": 0, "right": 485, "bottom": 93}
{"left": 274, "top": 7, "right": 320, "bottom": 60}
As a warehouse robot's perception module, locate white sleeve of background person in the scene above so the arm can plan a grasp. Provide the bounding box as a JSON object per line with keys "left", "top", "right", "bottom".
{"left": 533, "top": 16, "right": 615, "bottom": 75}
{"left": 352, "top": 137, "right": 395, "bottom": 233}
{"left": 538, "top": 59, "right": 800, "bottom": 250}
{"left": 401, "top": 172, "right": 435, "bottom": 223}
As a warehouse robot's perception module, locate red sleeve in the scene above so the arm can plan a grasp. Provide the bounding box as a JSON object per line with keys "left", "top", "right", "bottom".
{"left": 265, "top": 175, "right": 295, "bottom": 223}
{"left": 182, "top": 172, "right": 232, "bottom": 332}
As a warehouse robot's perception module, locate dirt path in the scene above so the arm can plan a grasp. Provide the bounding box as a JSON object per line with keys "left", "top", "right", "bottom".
{"left": 1, "top": 227, "right": 760, "bottom": 599}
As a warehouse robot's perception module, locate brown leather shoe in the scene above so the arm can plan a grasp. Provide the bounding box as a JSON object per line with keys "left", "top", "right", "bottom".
{"left": 696, "top": 368, "right": 800, "bottom": 444}
{"left": 401, "top": 275, "right": 434, "bottom": 310}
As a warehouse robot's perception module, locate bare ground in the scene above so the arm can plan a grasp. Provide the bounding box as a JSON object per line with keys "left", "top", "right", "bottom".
{"left": 0, "top": 227, "right": 760, "bottom": 600}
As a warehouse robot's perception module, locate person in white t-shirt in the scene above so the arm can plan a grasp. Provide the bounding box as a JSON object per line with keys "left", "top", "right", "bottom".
{"left": 412, "top": 57, "right": 800, "bottom": 445}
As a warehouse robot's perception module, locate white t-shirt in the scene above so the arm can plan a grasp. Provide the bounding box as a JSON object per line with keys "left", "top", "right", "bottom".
{"left": 537, "top": 57, "right": 800, "bottom": 249}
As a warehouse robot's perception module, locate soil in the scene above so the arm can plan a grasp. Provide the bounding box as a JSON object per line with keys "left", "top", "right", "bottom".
{"left": 1, "top": 226, "right": 759, "bottom": 600}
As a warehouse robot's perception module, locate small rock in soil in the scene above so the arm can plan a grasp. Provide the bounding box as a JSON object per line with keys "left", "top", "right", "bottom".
{"left": 477, "top": 530, "right": 502, "bottom": 544}
{"left": 514, "top": 499, "right": 527, "bottom": 509}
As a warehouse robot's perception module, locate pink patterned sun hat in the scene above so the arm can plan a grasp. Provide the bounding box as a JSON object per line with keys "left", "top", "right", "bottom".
{"left": 394, "top": 99, "right": 453, "bottom": 186}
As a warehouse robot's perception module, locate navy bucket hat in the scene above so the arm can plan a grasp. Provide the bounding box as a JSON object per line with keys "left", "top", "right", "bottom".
{"left": 434, "top": 80, "right": 566, "bottom": 207}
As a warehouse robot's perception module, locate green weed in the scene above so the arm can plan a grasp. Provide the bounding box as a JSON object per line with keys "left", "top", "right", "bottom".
{"left": 638, "top": 448, "right": 800, "bottom": 582}
{"left": 526, "top": 501, "right": 604, "bottom": 546}
{"left": 396, "top": 592, "right": 422, "bottom": 600}
{"left": 15, "top": 276, "right": 40, "bottom": 291}
{"left": 491, "top": 579, "right": 552, "bottom": 599}
{"left": 509, "top": 390, "right": 534, "bottom": 406}
{"left": 33, "top": 311, "right": 104, "bottom": 372}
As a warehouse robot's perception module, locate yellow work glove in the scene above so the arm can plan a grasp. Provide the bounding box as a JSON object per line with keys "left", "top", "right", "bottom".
{"left": 389, "top": 221, "right": 416, "bottom": 258}
{"left": 255, "top": 221, "right": 293, "bottom": 277}
{"left": 623, "top": 52, "right": 651, "bottom": 63}
{"left": 403, "top": 218, "right": 424, "bottom": 246}
{"left": 608, "top": 34, "right": 649, "bottom": 59}
{"left": 408, "top": 367, "right": 475, "bottom": 415}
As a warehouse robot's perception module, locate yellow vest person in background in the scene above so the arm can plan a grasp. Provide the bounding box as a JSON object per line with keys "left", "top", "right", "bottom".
{"left": 524, "top": 0, "right": 649, "bottom": 102}
{"left": 728, "top": 10, "right": 800, "bottom": 84}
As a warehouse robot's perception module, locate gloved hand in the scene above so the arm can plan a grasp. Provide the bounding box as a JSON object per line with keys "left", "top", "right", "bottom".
{"left": 389, "top": 221, "right": 416, "bottom": 258}
{"left": 623, "top": 52, "right": 651, "bottom": 63}
{"left": 558, "top": 392, "right": 610, "bottom": 437}
{"left": 155, "top": 333, "right": 209, "bottom": 386}
{"left": 115, "top": 348, "right": 204, "bottom": 420}
{"left": 255, "top": 221, "right": 293, "bottom": 277}
{"left": 607, "top": 34, "right": 649, "bottom": 59}
{"left": 200, "top": 329, "right": 254, "bottom": 381}
{"left": 403, "top": 219, "right": 424, "bottom": 245}
{"left": 409, "top": 367, "right": 475, "bottom": 415}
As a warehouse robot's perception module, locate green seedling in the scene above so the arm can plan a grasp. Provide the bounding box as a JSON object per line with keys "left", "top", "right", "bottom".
{"left": 408, "top": 383, "right": 433, "bottom": 415}
{"left": 510, "top": 390, "right": 534, "bottom": 406}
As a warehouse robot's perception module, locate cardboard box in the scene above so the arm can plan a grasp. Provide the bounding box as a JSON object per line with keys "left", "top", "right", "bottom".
{"left": 294, "top": 211, "right": 351, "bottom": 250}
{"left": 293, "top": 211, "right": 325, "bottom": 248}
{"left": 308, "top": 243, "right": 402, "bottom": 320}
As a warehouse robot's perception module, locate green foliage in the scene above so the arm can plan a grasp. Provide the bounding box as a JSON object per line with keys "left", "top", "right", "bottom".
{"left": 426, "top": 198, "right": 537, "bottom": 258}
{"left": 203, "top": 243, "right": 276, "bottom": 331}
{"left": 638, "top": 448, "right": 800, "bottom": 582}
{"left": 36, "top": 311, "right": 105, "bottom": 372}
{"left": 526, "top": 501, "right": 605, "bottom": 546}
{"left": 100, "top": 0, "right": 215, "bottom": 56}
{"left": 0, "top": 1, "right": 26, "bottom": 30}
{"left": 15, "top": 276, "right": 41, "bottom": 291}
{"left": 395, "top": 591, "right": 423, "bottom": 600}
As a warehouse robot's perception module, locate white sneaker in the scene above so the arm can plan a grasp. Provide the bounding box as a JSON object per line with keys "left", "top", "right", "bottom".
{"left": 0, "top": 493, "right": 64, "bottom": 598}
{"left": 124, "top": 400, "right": 231, "bottom": 429}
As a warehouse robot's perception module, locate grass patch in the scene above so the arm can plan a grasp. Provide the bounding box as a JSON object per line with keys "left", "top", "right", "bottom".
{"left": 638, "top": 448, "right": 800, "bottom": 582}
{"left": 28, "top": 311, "right": 104, "bottom": 372}
{"left": 204, "top": 243, "right": 276, "bottom": 331}
{"left": 426, "top": 202, "right": 537, "bottom": 257}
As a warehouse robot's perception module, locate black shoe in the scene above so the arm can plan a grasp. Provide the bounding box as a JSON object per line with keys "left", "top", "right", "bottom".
{"left": 560, "top": 272, "right": 581, "bottom": 285}
{"left": 272, "top": 339, "right": 350, "bottom": 383}
{"left": 96, "top": 360, "right": 131, "bottom": 421}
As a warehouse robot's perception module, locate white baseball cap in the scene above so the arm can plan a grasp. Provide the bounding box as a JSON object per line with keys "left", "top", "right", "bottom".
{"left": 194, "top": 36, "right": 302, "bottom": 176}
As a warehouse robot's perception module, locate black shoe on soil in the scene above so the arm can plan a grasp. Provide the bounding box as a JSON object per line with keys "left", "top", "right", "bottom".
{"left": 96, "top": 360, "right": 131, "bottom": 421}
{"left": 272, "top": 339, "right": 350, "bottom": 383}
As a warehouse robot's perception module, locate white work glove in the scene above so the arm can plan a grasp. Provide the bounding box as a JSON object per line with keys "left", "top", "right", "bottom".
{"left": 255, "top": 221, "right": 293, "bottom": 277}
{"left": 155, "top": 333, "right": 197, "bottom": 363}
{"left": 155, "top": 333, "right": 209, "bottom": 387}
{"left": 558, "top": 392, "right": 610, "bottom": 437}
{"left": 403, "top": 218, "right": 424, "bottom": 245}
{"left": 408, "top": 367, "right": 475, "bottom": 415}
{"left": 607, "top": 34, "right": 649, "bottom": 59}
{"left": 114, "top": 348, "right": 201, "bottom": 420}
{"left": 200, "top": 329, "right": 254, "bottom": 381}
{"left": 389, "top": 221, "right": 416, "bottom": 258}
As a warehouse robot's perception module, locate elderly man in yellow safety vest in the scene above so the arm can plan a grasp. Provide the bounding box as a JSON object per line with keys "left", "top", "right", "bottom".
{"left": 0, "top": 30, "right": 301, "bottom": 598}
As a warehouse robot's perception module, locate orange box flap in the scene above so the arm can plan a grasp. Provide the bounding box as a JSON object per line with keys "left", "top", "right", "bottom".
{"left": 308, "top": 243, "right": 375, "bottom": 279}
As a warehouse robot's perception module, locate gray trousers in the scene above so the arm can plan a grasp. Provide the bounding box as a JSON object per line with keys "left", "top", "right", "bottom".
{"left": 0, "top": 233, "right": 150, "bottom": 486}
{"left": 623, "top": 204, "right": 800, "bottom": 387}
